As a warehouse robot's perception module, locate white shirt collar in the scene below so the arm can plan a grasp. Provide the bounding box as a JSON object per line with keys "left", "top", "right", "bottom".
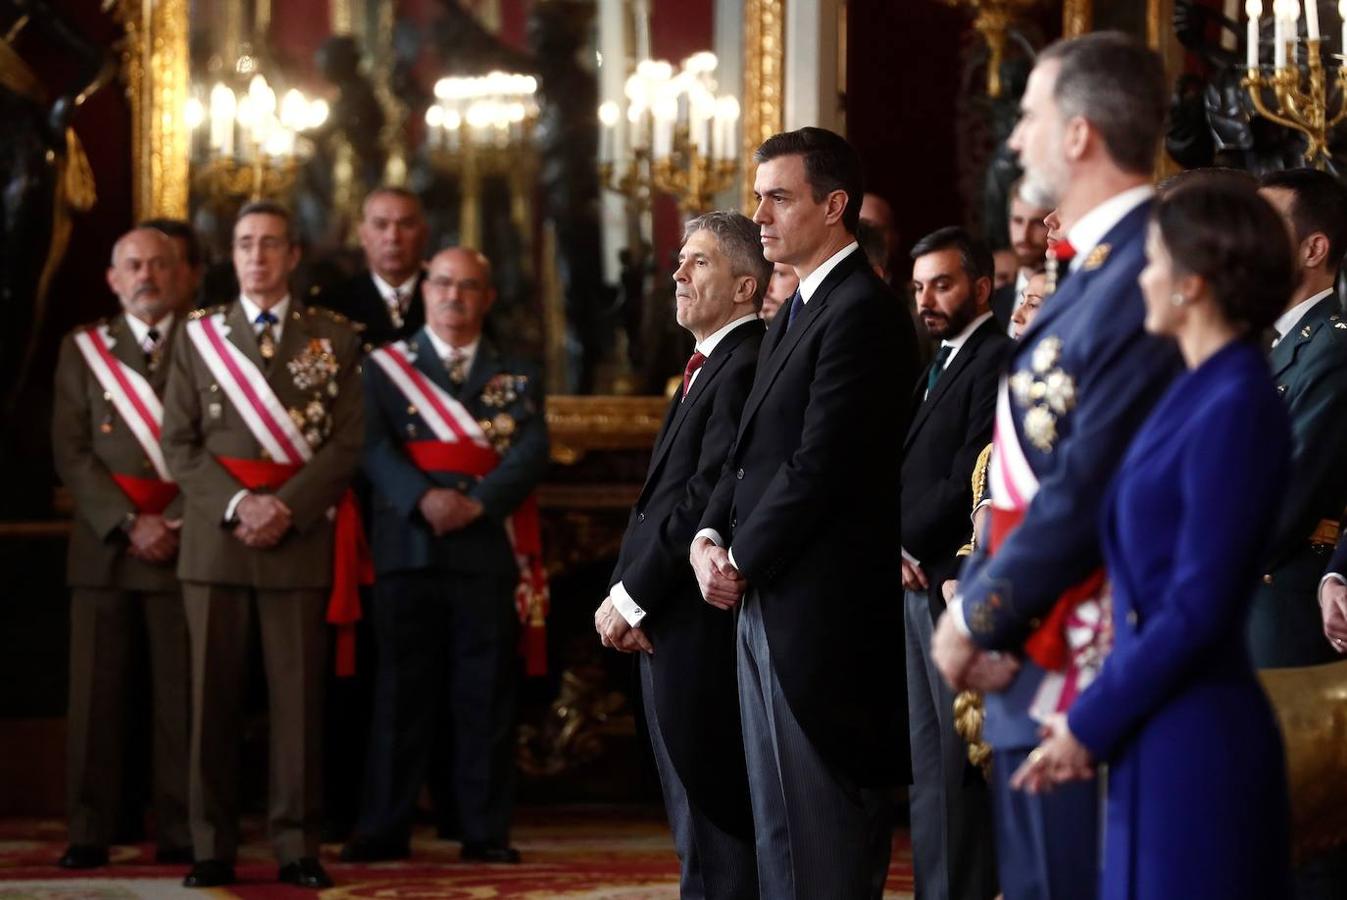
{"left": 239, "top": 294, "right": 291, "bottom": 335}
{"left": 939, "top": 310, "right": 993, "bottom": 370}
{"left": 694, "top": 313, "right": 760, "bottom": 357}
{"left": 1274, "top": 287, "right": 1337, "bottom": 341}
{"left": 371, "top": 271, "right": 416, "bottom": 305}
{"left": 422, "top": 326, "right": 480, "bottom": 371}
{"left": 1065, "top": 185, "right": 1154, "bottom": 272}
{"left": 1014, "top": 269, "right": 1030, "bottom": 296}
{"left": 123, "top": 311, "right": 174, "bottom": 346}
{"left": 798, "top": 242, "right": 860, "bottom": 302}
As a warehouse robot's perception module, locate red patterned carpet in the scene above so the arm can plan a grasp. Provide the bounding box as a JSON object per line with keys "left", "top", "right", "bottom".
{"left": 0, "top": 807, "right": 915, "bottom": 898}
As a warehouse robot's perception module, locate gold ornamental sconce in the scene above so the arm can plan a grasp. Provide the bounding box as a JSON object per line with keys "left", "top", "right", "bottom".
{"left": 943, "top": 0, "right": 1046, "bottom": 97}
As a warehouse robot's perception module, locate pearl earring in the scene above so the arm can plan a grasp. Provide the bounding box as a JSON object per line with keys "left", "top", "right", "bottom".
{"left": 1170, "top": 292, "right": 1188, "bottom": 307}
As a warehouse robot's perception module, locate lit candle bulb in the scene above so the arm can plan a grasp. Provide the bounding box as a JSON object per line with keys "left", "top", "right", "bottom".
{"left": 1306, "top": 0, "right": 1321, "bottom": 40}
{"left": 599, "top": 100, "right": 619, "bottom": 164}
{"left": 209, "top": 83, "right": 236, "bottom": 157}
{"left": 1341, "top": 0, "right": 1347, "bottom": 56}
{"left": 1247, "top": 0, "right": 1263, "bottom": 69}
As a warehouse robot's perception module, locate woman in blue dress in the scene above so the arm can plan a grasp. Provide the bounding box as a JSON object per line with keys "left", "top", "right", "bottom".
{"left": 1012, "top": 175, "right": 1297, "bottom": 899}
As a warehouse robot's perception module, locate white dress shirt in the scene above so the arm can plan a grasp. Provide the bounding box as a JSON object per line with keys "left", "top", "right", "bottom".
{"left": 124, "top": 311, "right": 175, "bottom": 351}
{"left": 371, "top": 272, "right": 417, "bottom": 324}
{"left": 610, "top": 313, "right": 760, "bottom": 627}
{"left": 1272, "top": 288, "right": 1336, "bottom": 347}
{"left": 422, "top": 326, "right": 479, "bottom": 378}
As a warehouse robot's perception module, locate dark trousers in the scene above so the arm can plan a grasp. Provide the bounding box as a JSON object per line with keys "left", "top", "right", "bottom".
{"left": 322, "top": 595, "right": 376, "bottom": 839}
{"left": 67, "top": 587, "right": 191, "bottom": 850}
{"left": 737, "top": 590, "right": 894, "bottom": 899}
{"left": 640, "top": 654, "right": 757, "bottom": 900}
{"left": 182, "top": 583, "right": 326, "bottom": 864}
{"left": 357, "top": 568, "right": 519, "bottom": 846}
{"left": 990, "top": 747, "right": 1098, "bottom": 900}
{"left": 904, "top": 590, "right": 997, "bottom": 900}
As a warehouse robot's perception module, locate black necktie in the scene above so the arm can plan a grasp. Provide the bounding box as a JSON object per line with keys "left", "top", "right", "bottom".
{"left": 784, "top": 289, "right": 805, "bottom": 331}
{"left": 143, "top": 328, "right": 161, "bottom": 368}
{"left": 926, "top": 344, "right": 954, "bottom": 396}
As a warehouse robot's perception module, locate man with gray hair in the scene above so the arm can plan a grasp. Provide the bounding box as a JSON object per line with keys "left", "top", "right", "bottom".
{"left": 597, "top": 210, "right": 767, "bottom": 899}
{"left": 932, "top": 32, "right": 1180, "bottom": 899}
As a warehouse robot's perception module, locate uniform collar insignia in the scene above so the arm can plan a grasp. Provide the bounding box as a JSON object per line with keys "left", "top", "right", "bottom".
{"left": 1082, "top": 243, "right": 1111, "bottom": 271}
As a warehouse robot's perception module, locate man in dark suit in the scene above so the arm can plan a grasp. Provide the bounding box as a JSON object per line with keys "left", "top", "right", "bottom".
{"left": 314, "top": 187, "right": 429, "bottom": 348}
{"left": 1258, "top": 169, "right": 1347, "bottom": 900}
{"left": 344, "top": 247, "right": 549, "bottom": 865}
{"left": 931, "top": 34, "right": 1179, "bottom": 900}
{"left": 690, "top": 127, "right": 920, "bottom": 899}
{"left": 162, "top": 202, "right": 365, "bottom": 890}
{"left": 596, "top": 211, "right": 768, "bottom": 900}
{"left": 51, "top": 227, "right": 193, "bottom": 869}
{"left": 902, "top": 226, "right": 1010, "bottom": 900}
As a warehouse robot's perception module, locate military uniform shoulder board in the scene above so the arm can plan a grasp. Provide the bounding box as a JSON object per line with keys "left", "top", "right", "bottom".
{"left": 307, "top": 306, "right": 352, "bottom": 325}
{"left": 1082, "top": 243, "right": 1111, "bottom": 271}
{"left": 1330, "top": 314, "right": 1347, "bottom": 331}
{"left": 188, "top": 304, "right": 228, "bottom": 320}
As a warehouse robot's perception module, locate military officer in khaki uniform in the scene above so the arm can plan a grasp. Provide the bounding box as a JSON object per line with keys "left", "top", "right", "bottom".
{"left": 161, "top": 201, "right": 364, "bottom": 890}
{"left": 52, "top": 227, "right": 193, "bottom": 869}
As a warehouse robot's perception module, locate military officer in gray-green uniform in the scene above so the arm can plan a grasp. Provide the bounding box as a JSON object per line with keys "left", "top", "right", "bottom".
{"left": 160, "top": 201, "right": 364, "bottom": 891}
{"left": 1252, "top": 169, "right": 1347, "bottom": 671}
{"left": 52, "top": 226, "right": 193, "bottom": 870}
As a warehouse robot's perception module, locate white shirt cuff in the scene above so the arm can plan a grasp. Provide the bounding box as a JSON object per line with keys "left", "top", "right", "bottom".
{"left": 224, "top": 489, "right": 249, "bottom": 524}
{"left": 947, "top": 596, "right": 972, "bottom": 637}
{"left": 610, "top": 581, "right": 646, "bottom": 627}
{"left": 694, "top": 527, "right": 725, "bottom": 549}
{"left": 1320, "top": 572, "right": 1346, "bottom": 605}
{"left": 902, "top": 547, "right": 921, "bottom": 567}
{"left": 728, "top": 547, "right": 739, "bottom": 570}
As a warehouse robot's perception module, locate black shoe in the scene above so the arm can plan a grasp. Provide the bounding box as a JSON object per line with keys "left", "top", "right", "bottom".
{"left": 278, "top": 857, "right": 334, "bottom": 889}
{"left": 57, "top": 844, "right": 108, "bottom": 869}
{"left": 182, "top": 859, "right": 235, "bottom": 887}
{"left": 460, "top": 842, "right": 520, "bottom": 864}
{"left": 155, "top": 846, "right": 194, "bottom": 865}
{"left": 339, "top": 835, "right": 410, "bottom": 862}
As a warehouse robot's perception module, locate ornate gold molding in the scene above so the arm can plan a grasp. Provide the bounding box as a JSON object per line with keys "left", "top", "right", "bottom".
{"left": 1062, "top": 0, "right": 1092, "bottom": 37}
{"left": 117, "top": 0, "right": 190, "bottom": 220}
{"left": 741, "top": 0, "right": 784, "bottom": 211}
{"left": 545, "top": 394, "right": 668, "bottom": 464}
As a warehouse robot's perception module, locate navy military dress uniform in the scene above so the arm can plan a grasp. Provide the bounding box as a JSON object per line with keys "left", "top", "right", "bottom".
{"left": 955, "top": 194, "right": 1181, "bottom": 900}
{"left": 1250, "top": 290, "right": 1347, "bottom": 668}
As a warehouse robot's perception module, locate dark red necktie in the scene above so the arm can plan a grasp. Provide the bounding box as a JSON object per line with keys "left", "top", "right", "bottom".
{"left": 682, "top": 351, "right": 707, "bottom": 398}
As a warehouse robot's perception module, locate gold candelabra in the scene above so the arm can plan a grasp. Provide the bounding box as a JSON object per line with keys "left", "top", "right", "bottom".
{"left": 943, "top": 0, "right": 1044, "bottom": 97}
{"left": 1243, "top": 37, "right": 1347, "bottom": 165}
{"left": 193, "top": 154, "right": 301, "bottom": 204}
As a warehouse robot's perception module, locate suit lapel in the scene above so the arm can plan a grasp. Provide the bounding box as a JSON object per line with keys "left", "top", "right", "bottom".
{"left": 737, "top": 252, "right": 863, "bottom": 435}
{"left": 1270, "top": 295, "right": 1335, "bottom": 378}
{"left": 225, "top": 301, "right": 269, "bottom": 372}
{"left": 647, "top": 332, "right": 736, "bottom": 473}
{"left": 410, "top": 329, "right": 456, "bottom": 395}
{"left": 106, "top": 315, "right": 149, "bottom": 377}
{"left": 905, "top": 320, "right": 995, "bottom": 447}
{"left": 460, "top": 340, "right": 501, "bottom": 402}
{"left": 268, "top": 304, "right": 308, "bottom": 397}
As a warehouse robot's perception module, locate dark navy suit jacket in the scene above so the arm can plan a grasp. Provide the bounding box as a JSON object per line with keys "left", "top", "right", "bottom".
{"left": 957, "top": 198, "right": 1182, "bottom": 749}
{"left": 361, "top": 331, "right": 549, "bottom": 576}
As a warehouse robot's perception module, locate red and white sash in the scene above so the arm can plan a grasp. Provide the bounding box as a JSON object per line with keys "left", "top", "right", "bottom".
{"left": 987, "top": 378, "right": 1111, "bottom": 722}
{"left": 73, "top": 323, "right": 172, "bottom": 481}
{"left": 368, "top": 341, "right": 491, "bottom": 448}
{"left": 185, "top": 312, "right": 313, "bottom": 465}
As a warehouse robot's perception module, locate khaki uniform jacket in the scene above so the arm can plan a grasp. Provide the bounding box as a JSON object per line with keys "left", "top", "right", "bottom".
{"left": 160, "top": 300, "right": 363, "bottom": 589}
{"left": 53, "top": 315, "right": 184, "bottom": 592}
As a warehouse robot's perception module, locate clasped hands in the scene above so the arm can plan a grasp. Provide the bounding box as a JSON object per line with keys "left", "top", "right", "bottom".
{"left": 593, "top": 597, "right": 653, "bottom": 654}
{"left": 1009, "top": 713, "right": 1095, "bottom": 794}
{"left": 233, "top": 493, "right": 291, "bottom": 549}
{"left": 1320, "top": 578, "right": 1347, "bottom": 654}
{"left": 418, "top": 487, "right": 484, "bottom": 537}
{"left": 127, "top": 513, "right": 181, "bottom": 562}
{"left": 691, "top": 538, "right": 746, "bottom": 610}
{"left": 930, "top": 589, "right": 1021, "bottom": 695}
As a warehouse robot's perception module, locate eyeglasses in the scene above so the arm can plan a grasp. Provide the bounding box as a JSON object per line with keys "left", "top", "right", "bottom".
{"left": 233, "top": 237, "right": 290, "bottom": 254}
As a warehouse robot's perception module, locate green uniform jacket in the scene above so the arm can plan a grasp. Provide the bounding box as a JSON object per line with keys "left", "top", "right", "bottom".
{"left": 160, "top": 300, "right": 364, "bottom": 589}
{"left": 1251, "top": 293, "right": 1347, "bottom": 667}
{"left": 52, "top": 314, "right": 184, "bottom": 591}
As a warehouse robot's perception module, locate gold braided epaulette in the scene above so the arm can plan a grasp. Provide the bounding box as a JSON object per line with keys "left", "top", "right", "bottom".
{"left": 188, "top": 304, "right": 228, "bottom": 320}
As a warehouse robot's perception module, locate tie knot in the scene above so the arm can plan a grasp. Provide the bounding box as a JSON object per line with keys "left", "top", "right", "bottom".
{"left": 145, "top": 328, "right": 160, "bottom": 345}
{"left": 255, "top": 310, "right": 278, "bottom": 326}
{"left": 934, "top": 343, "right": 954, "bottom": 366}
{"left": 686, "top": 351, "right": 707, "bottom": 373}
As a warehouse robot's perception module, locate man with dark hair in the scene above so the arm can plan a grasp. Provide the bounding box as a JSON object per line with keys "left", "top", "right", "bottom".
{"left": 597, "top": 210, "right": 767, "bottom": 899}
{"left": 314, "top": 187, "right": 429, "bottom": 348}
{"left": 162, "top": 202, "right": 364, "bottom": 890}
{"left": 142, "top": 218, "right": 206, "bottom": 308}
{"left": 903, "top": 226, "right": 1010, "bottom": 900}
{"left": 856, "top": 219, "right": 891, "bottom": 281}
{"left": 690, "top": 126, "right": 919, "bottom": 898}
{"left": 990, "top": 181, "right": 1051, "bottom": 331}
{"left": 52, "top": 228, "right": 193, "bottom": 871}
{"left": 1259, "top": 166, "right": 1347, "bottom": 900}
{"left": 931, "top": 32, "right": 1180, "bottom": 900}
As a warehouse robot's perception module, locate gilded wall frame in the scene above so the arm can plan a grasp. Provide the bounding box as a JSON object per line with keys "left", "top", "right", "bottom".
{"left": 119, "top": 0, "right": 190, "bottom": 220}
{"left": 741, "top": 0, "right": 784, "bottom": 210}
